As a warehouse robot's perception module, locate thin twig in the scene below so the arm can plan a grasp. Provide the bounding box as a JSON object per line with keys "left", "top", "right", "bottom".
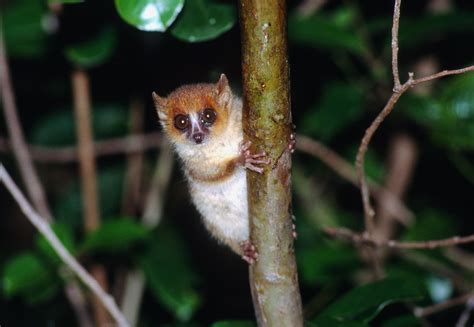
{"left": 415, "top": 292, "right": 474, "bottom": 318}
{"left": 324, "top": 226, "right": 474, "bottom": 250}
{"left": 0, "top": 13, "right": 52, "bottom": 221}
{"left": 0, "top": 164, "right": 130, "bottom": 327}
{"left": 356, "top": 0, "right": 474, "bottom": 237}
{"left": 296, "top": 135, "right": 413, "bottom": 225}
{"left": 456, "top": 297, "right": 474, "bottom": 327}
{"left": 121, "top": 140, "right": 174, "bottom": 325}
{"left": 391, "top": 0, "right": 402, "bottom": 91}
{"left": 0, "top": 133, "right": 162, "bottom": 163}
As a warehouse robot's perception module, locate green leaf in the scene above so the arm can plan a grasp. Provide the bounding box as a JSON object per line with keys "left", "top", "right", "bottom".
{"left": 36, "top": 224, "right": 75, "bottom": 265}
{"left": 401, "top": 209, "right": 457, "bottom": 242}
{"left": 139, "top": 226, "right": 201, "bottom": 321}
{"left": 81, "top": 218, "right": 149, "bottom": 253}
{"left": 297, "top": 243, "right": 359, "bottom": 286}
{"left": 399, "top": 12, "right": 474, "bottom": 49}
{"left": 65, "top": 27, "right": 117, "bottom": 68}
{"left": 3, "top": 0, "right": 47, "bottom": 58}
{"left": 48, "top": 0, "right": 84, "bottom": 4}
{"left": 54, "top": 166, "right": 125, "bottom": 229}
{"left": 2, "top": 253, "right": 60, "bottom": 303}
{"left": 115, "top": 0, "right": 184, "bottom": 32}
{"left": 381, "top": 315, "right": 421, "bottom": 327}
{"left": 170, "top": 0, "right": 236, "bottom": 42}
{"left": 432, "top": 73, "right": 474, "bottom": 150}
{"left": 312, "top": 316, "right": 369, "bottom": 327}
{"left": 301, "top": 83, "right": 364, "bottom": 142}
{"left": 288, "top": 13, "right": 367, "bottom": 55}
{"left": 319, "top": 278, "right": 426, "bottom": 323}
{"left": 211, "top": 321, "right": 256, "bottom": 327}
{"left": 30, "top": 104, "right": 128, "bottom": 146}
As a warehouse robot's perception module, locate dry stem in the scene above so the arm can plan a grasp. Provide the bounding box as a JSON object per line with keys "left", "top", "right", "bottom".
{"left": 324, "top": 226, "right": 474, "bottom": 250}
{"left": 0, "top": 133, "right": 162, "bottom": 163}
{"left": 0, "top": 164, "right": 129, "bottom": 327}
{"left": 72, "top": 69, "right": 109, "bottom": 325}
{"left": 0, "top": 13, "right": 52, "bottom": 221}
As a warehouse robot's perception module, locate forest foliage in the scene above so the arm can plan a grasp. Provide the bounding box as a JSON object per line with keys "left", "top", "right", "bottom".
{"left": 1, "top": 0, "right": 474, "bottom": 326}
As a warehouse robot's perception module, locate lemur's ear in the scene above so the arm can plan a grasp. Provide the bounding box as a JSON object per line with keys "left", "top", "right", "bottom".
{"left": 152, "top": 92, "right": 168, "bottom": 121}
{"left": 215, "top": 74, "right": 232, "bottom": 108}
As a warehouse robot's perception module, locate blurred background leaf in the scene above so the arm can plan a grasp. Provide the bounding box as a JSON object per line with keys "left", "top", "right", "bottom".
{"left": 3, "top": 0, "right": 47, "bottom": 58}
{"left": 64, "top": 27, "right": 118, "bottom": 68}
{"left": 138, "top": 225, "right": 201, "bottom": 322}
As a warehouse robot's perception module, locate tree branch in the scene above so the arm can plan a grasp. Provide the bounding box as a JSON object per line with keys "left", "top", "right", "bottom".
{"left": 72, "top": 69, "right": 110, "bottom": 325}
{"left": 240, "top": 0, "right": 303, "bottom": 325}
{"left": 391, "top": 0, "right": 402, "bottom": 91}
{"left": 0, "top": 164, "right": 130, "bottom": 327}
{"left": 296, "top": 135, "right": 414, "bottom": 225}
{"left": 0, "top": 12, "right": 52, "bottom": 221}
{"left": 414, "top": 292, "right": 474, "bottom": 318}
{"left": 0, "top": 133, "right": 162, "bottom": 163}
{"left": 323, "top": 226, "right": 474, "bottom": 250}
{"left": 356, "top": 0, "right": 474, "bottom": 242}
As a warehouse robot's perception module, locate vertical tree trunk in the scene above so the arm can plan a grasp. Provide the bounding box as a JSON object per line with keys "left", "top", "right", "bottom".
{"left": 239, "top": 1, "right": 303, "bottom": 326}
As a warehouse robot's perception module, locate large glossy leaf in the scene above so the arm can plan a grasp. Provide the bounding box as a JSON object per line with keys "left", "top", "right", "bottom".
{"left": 65, "top": 27, "right": 117, "bottom": 68}
{"left": 115, "top": 0, "right": 184, "bottom": 32}
{"left": 30, "top": 104, "right": 128, "bottom": 146}
{"left": 2, "top": 252, "right": 60, "bottom": 304}
{"left": 81, "top": 218, "right": 149, "bottom": 253}
{"left": 139, "top": 226, "right": 201, "bottom": 321}
{"left": 301, "top": 83, "right": 364, "bottom": 142}
{"left": 3, "top": 0, "right": 47, "bottom": 58}
{"left": 288, "top": 13, "right": 367, "bottom": 55}
{"left": 319, "top": 278, "right": 426, "bottom": 323}
{"left": 211, "top": 321, "right": 256, "bottom": 327}
{"left": 170, "top": 0, "right": 236, "bottom": 42}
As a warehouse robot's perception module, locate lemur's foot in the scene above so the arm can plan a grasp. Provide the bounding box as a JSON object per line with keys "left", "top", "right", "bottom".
{"left": 239, "top": 140, "right": 270, "bottom": 173}
{"left": 240, "top": 240, "right": 258, "bottom": 265}
{"left": 292, "top": 222, "right": 297, "bottom": 239}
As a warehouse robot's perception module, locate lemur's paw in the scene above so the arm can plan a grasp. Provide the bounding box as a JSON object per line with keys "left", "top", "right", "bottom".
{"left": 239, "top": 140, "right": 270, "bottom": 173}
{"left": 240, "top": 240, "right": 258, "bottom": 265}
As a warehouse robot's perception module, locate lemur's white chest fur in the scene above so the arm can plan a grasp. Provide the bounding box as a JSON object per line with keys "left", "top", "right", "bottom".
{"left": 172, "top": 98, "right": 249, "bottom": 253}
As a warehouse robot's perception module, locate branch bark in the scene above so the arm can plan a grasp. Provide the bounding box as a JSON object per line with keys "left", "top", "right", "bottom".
{"left": 72, "top": 69, "right": 110, "bottom": 326}
{"left": 239, "top": 1, "right": 303, "bottom": 326}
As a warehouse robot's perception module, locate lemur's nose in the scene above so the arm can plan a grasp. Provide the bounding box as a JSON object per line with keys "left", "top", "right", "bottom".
{"left": 193, "top": 133, "right": 204, "bottom": 144}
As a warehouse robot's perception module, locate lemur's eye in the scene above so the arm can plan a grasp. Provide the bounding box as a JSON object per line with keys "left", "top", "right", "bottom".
{"left": 174, "top": 114, "right": 189, "bottom": 131}
{"left": 201, "top": 108, "right": 217, "bottom": 126}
